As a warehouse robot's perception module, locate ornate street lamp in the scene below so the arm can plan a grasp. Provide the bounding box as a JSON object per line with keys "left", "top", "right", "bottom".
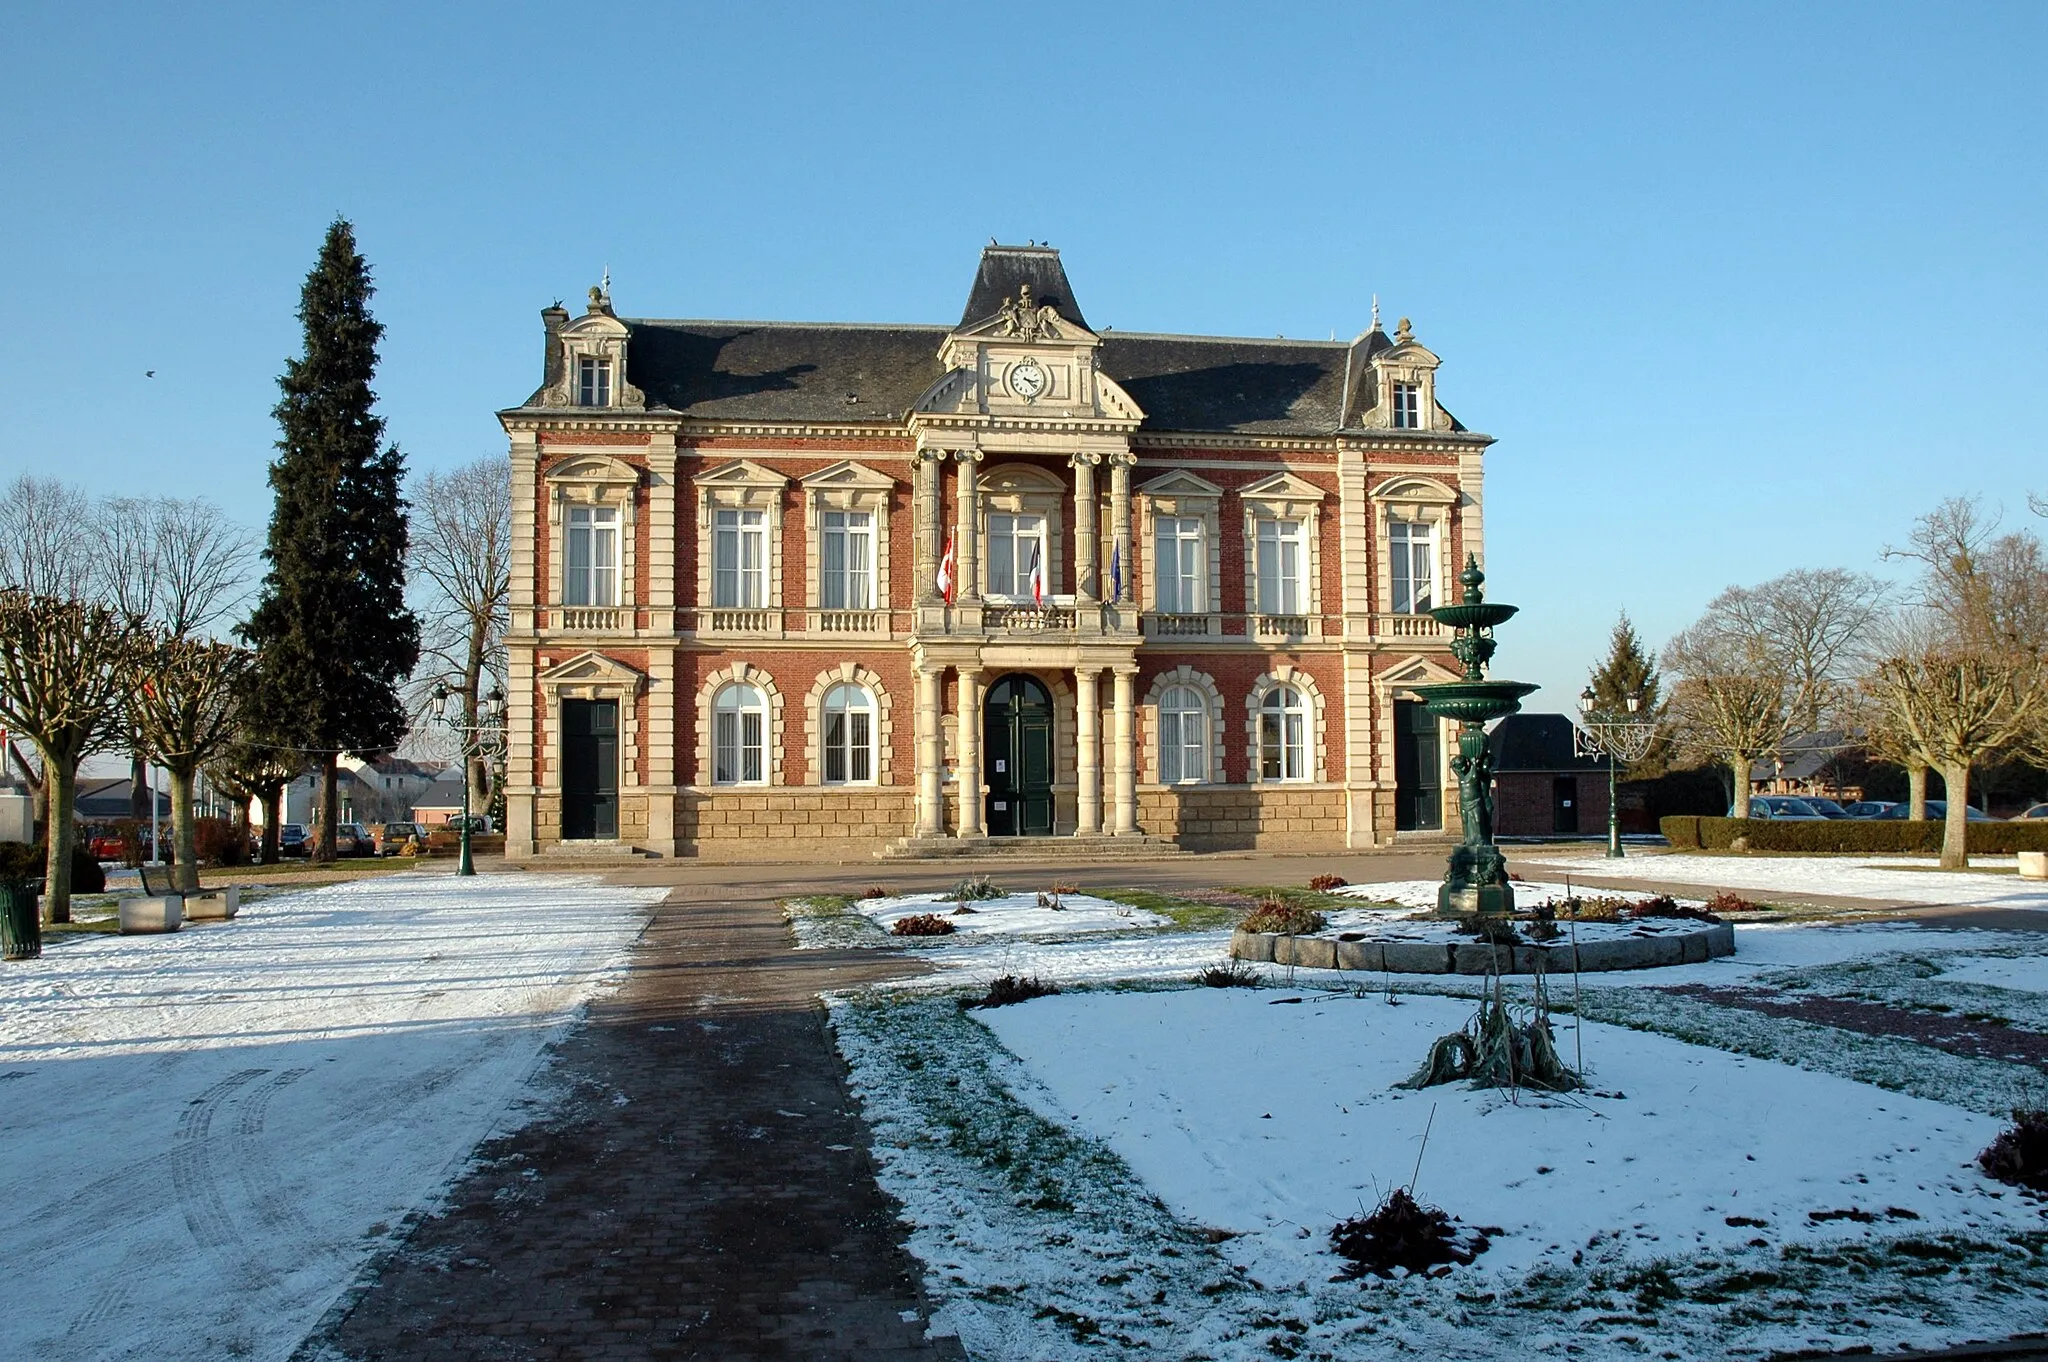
{"left": 429, "top": 682, "right": 507, "bottom": 877}
{"left": 1575, "top": 687, "right": 1658, "bottom": 859}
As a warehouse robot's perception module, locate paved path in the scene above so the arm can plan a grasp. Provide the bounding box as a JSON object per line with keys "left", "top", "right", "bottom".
{"left": 306, "top": 888, "right": 965, "bottom": 1361}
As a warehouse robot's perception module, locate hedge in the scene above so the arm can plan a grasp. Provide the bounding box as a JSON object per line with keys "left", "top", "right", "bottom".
{"left": 0, "top": 842, "right": 108, "bottom": 894}
{"left": 1660, "top": 815, "right": 2048, "bottom": 854}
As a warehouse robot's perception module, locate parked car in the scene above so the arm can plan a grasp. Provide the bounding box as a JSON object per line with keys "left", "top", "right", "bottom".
{"left": 377, "top": 822, "right": 427, "bottom": 855}
{"left": 275, "top": 823, "right": 310, "bottom": 857}
{"left": 1733, "top": 796, "right": 1829, "bottom": 820}
{"left": 1842, "top": 801, "right": 1899, "bottom": 819}
{"left": 333, "top": 823, "right": 376, "bottom": 857}
{"left": 2018, "top": 804, "right": 2048, "bottom": 820}
{"left": 445, "top": 814, "right": 494, "bottom": 834}
{"left": 1871, "top": 800, "right": 1997, "bottom": 821}
{"left": 1799, "top": 797, "right": 1851, "bottom": 819}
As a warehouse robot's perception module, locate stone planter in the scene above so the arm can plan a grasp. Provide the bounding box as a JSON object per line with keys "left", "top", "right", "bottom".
{"left": 1231, "top": 921, "right": 1734, "bottom": 975}
{"left": 2019, "top": 851, "right": 2048, "bottom": 881}
{"left": 118, "top": 896, "right": 183, "bottom": 934}
{"left": 185, "top": 887, "right": 240, "bottom": 921}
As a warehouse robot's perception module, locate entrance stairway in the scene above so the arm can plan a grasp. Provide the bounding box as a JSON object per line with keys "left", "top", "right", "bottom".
{"left": 521, "top": 840, "right": 662, "bottom": 868}
{"left": 878, "top": 833, "right": 1186, "bottom": 861}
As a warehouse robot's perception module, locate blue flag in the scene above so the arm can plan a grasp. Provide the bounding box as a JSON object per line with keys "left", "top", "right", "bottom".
{"left": 1110, "top": 540, "right": 1123, "bottom": 602}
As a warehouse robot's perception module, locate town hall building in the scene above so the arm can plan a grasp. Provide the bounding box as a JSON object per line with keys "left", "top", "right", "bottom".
{"left": 500, "top": 245, "right": 1494, "bottom": 859}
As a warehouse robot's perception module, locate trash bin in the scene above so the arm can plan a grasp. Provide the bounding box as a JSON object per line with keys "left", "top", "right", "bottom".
{"left": 2, "top": 881, "right": 41, "bottom": 960}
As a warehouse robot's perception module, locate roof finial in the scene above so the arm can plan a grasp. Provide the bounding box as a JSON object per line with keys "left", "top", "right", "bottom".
{"left": 1395, "top": 316, "right": 1414, "bottom": 344}
{"left": 1371, "top": 294, "right": 1381, "bottom": 331}
{"left": 600, "top": 265, "right": 611, "bottom": 301}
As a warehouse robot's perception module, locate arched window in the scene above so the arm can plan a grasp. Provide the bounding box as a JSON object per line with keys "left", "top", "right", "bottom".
{"left": 713, "top": 683, "right": 768, "bottom": 784}
{"left": 1260, "top": 686, "right": 1308, "bottom": 781}
{"left": 1158, "top": 685, "right": 1209, "bottom": 784}
{"left": 821, "top": 683, "right": 876, "bottom": 784}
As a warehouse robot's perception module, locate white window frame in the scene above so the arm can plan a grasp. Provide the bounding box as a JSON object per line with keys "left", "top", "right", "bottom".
{"left": 712, "top": 682, "right": 769, "bottom": 785}
{"left": 986, "top": 511, "right": 1048, "bottom": 601}
{"left": 712, "top": 508, "right": 768, "bottom": 609}
{"left": 563, "top": 504, "right": 620, "bottom": 607}
{"left": 820, "top": 682, "right": 877, "bottom": 785}
{"left": 1254, "top": 517, "right": 1306, "bottom": 615}
{"left": 1153, "top": 515, "right": 1205, "bottom": 615}
{"left": 1259, "top": 685, "right": 1310, "bottom": 782}
{"left": 820, "top": 509, "right": 874, "bottom": 610}
{"left": 577, "top": 356, "right": 612, "bottom": 407}
{"left": 1389, "top": 518, "right": 1437, "bottom": 615}
{"left": 1392, "top": 382, "right": 1420, "bottom": 429}
{"left": 542, "top": 455, "right": 639, "bottom": 627}
{"left": 1158, "top": 685, "right": 1209, "bottom": 785}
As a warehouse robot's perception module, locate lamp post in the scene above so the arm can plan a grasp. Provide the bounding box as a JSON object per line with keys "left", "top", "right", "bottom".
{"left": 1575, "top": 687, "right": 1658, "bottom": 859}
{"left": 430, "top": 682, "right": 507, "bottom": 877}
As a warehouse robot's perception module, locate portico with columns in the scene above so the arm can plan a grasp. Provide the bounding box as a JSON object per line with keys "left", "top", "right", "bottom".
{"left": 498, "top": 244, "right": 1496, "bottom": 860}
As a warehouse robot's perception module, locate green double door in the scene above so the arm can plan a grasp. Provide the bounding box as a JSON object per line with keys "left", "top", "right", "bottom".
{"left": 984, "top": 674, "right": 1053, "bottom": 837}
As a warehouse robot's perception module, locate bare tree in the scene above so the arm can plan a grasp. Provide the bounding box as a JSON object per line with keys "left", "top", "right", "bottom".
{"left": 207, "top": 736, "right": 298, "bottom": 867}
{"left": 1704, "top": 568, "right": 1890, "bottom": 732}
{"left": 408, "top": 459, "right": 510, "bottom": 813}
{"left": 0, "top": 591, "right": 148, "bottom": 921}
{"left": 127, "top": 638, "right": 254, "bottom": 893}
{"left": 0, "top": 476, "right": 95, "bottom": 598}
{"left": 98, "top": 496, "right": 255, "bottom": 638}
{"left": 1662, "top": 618, "right": 1793, "bottom": 818}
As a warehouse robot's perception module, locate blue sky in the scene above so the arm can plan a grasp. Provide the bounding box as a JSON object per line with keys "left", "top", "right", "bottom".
{"left": 4, "top": 1, "right": 2044, "bottom": 708}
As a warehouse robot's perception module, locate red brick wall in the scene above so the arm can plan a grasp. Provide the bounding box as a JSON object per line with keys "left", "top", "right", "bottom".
{"left": 1493, "top": 771, "right": 1610, "bottom": 838}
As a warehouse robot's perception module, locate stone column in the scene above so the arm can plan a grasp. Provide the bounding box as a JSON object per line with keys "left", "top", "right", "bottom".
{"left": 915, "top": 448, "right": 945, "bottom": 604}
{"left": 956, "top": 667, "right": 985, "bottom": 837}
{"left": 1075, "top": 666, "right": 1102, "bottom": 835}
{"left": 1108, "top": 452, "right": 1134, "bottom": 605}
{"left": 1072, "top": 452, "right": 1100, "bottom": 602}
{"left": 1111, "top": 666, "right": 1138, "bottom": 835}
{"left": 915, "top": 666, "right": 943, "bottom": 836}
{"left": 955, "top": 450, "right": 982, "bottom": 603}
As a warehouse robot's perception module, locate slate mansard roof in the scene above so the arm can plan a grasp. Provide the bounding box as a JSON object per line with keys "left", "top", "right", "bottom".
{"left": 524, "top": 246, "right": 1474, "bottom": 439}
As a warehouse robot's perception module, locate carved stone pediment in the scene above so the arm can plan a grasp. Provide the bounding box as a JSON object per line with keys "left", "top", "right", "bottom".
{"left": 547, "top": 454, "right": 641, "bottom": 487}
{"left": 1239, "top": 471, "right": 1328, "bottom": 504}
{"left": 538, "top": 650, "right": 647, "bottom": 694}
{"left": 1374, "top": 475, "right": 1458, "bottom": 506}
{"left": 799, "top": 460, "right": 897, "bottom": 492}
{"left": 1379, "top": 654, "right": 1461, "bottom": 688}
{"left": 1137, "top": 469, "right": 1224, "bottom": 500}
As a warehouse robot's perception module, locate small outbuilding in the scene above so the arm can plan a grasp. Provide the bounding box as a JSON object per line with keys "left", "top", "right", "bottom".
{"left": 1487, "top": 713, "right": 1610, "bottom": 838}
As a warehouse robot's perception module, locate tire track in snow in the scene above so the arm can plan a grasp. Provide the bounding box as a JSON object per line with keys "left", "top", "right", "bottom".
{"left": 173, "top": 1068, "right": 267, "bottom": 1249}
{"left": 237, "top": 1067, "right": 315, "bottom": 1235}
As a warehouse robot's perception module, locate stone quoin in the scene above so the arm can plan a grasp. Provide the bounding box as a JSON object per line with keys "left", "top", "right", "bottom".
{"left": 499, "top": 245, "right": 1500, "bottom": 859}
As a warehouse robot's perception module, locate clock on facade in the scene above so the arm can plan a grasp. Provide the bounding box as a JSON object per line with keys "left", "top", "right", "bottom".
{"left": 1008, "top": 358, "right": 1048, "bottom": 400}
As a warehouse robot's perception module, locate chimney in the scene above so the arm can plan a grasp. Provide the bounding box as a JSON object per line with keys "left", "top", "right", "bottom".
{"left": 541, "top": 301, "right": 570, "bottom": 392}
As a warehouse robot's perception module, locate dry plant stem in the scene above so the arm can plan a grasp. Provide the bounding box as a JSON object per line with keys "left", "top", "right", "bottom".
{"left": 1409, "top": 1102, "right": 1436, "bottom": 1197}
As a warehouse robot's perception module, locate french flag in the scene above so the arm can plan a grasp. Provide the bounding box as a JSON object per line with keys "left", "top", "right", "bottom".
{"left": 1026, "top": 539, "right": 1044, "bottom": 606}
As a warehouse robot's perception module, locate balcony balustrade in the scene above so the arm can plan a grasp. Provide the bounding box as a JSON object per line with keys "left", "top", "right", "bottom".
{"left": 1375, "top": 612, "right": 1445, "bottom": 639}
{"left": 707, "top": 608, "right": 778, "bottom": 634}
{"left": 1151, "top": 613, "right": 1213, "bottom": 637}
{"left": 556, "top": 607, "right": 626, "bottom": 633}
{"left": 814, "top": 609, "right": 884, "bottom": 634}
{"left": 1253, "top": 614, "right": 1311, "bottom": 640}
{"left": 984, "top": 604, "right": 1077, "bottom": 632}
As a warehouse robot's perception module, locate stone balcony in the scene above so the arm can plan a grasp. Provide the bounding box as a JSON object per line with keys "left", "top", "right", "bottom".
{"left": 552, "top": 606, "right": 629, "bottom": 634}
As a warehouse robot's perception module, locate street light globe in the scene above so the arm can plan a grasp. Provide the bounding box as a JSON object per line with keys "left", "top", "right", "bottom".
{"left": 1578, "top": 686, "right": 1595, "bottom": 716}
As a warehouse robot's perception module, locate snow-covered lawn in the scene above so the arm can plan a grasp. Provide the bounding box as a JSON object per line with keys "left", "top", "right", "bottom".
{"left": 1522, "top": 849, "right": 2048, "bottom": 910}
{"left": 850, "top": 889, "right": 1165, "bottom": 938}
{"left": 0, "top": 872, "right": 665, "bottom": 1362}
{"left": 823, "top": 863, "right": 2048, "bottom": 1359}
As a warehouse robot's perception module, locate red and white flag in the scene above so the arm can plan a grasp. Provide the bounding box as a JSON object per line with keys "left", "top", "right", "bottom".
{"left": 936, "top": 532, "right": 956, "bottom": 603}
{"left": 1026, "top": 539, "right": 1045, "bottom": 606}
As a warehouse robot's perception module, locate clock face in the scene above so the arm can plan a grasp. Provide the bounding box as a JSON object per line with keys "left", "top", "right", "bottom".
{"left": 1009, "top": 359, "right": 1048, "bottom": 400}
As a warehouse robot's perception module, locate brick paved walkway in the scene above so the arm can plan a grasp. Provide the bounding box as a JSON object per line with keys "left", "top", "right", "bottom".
{"left": 304, "top": 889, "right": 966, "bottom": 1361}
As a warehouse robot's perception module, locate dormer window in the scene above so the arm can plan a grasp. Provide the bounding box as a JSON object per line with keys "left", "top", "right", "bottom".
{"left": 577, "top": 357, "right": 612, "bottom": 407}
{"left": 1392, "top": 382, "right": 1421, "bottom": 429}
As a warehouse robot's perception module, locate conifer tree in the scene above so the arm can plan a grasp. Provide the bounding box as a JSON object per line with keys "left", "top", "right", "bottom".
{"left": 1587, "top": 611, "right": 1671, "bottom": 777}
{"left": 242, "top": 219, "right": 419, "bottom": 861}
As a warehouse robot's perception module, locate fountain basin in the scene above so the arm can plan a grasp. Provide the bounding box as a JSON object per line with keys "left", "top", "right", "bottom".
{"left": 1408, "top": 679, "right": 1539, "bottom": 725}
{"left": 1429, "top": 601, "right": 1519, "bottom": 631}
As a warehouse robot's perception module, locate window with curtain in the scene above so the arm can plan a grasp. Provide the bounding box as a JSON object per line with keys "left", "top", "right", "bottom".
{"left": 821, "top": 510, "right": 873, "bottom": 609}
{"left": 821, "top": 682, "right": 875, "bottom": 784}
{"left": 712, "top": 683, "right": 767, "bottom": 784}
{"left": 1259, "top": 685, "right": 1309, "bottom": 781}
{"left": 713, "top": 508, "right": 767, "bottom": 608}
{"left": 1158, "top": 685, "right": 1208, "bottom": 784}
{"left": 564, "top": 505, "right": 618, "bottom": 606}
{"left": 1254, "top": 518, "right": 1305, "bottom": 614}
{"left": 1153, "top": 515, "right": 1203, "bottom": 614}
{"left": 1390, "top": 519, "right": 1435, "bottom": 614}
{"left": 986, "top": 512, "right": 1047, "bottom": 598}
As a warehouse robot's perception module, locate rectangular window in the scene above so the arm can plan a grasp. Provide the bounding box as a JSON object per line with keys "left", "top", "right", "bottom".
{"left": 1153, "top": 515, "right": 1203, "bottom": 614}
{"left": 1160, "top": 711, "right": 1206, "bottom": 784}
{"left": 1392, "top": 382, "right": 1420, "bottom": 429}
{"left": 1390, "top": 519, "right": 1435, "bottom": 614}
{"left": 1254, "top": 518, "right": 1304, "bottom": 615}
{"left": 986, "top": 512, "right": 1047, "bottom": 598}
{"left": 577, "top": 357, "right": 612, "bottom": 407}
{"left": 1259, "top": 710, "right": 1307, "bottom": 780}
{"left": 712, "top": 508, "right": 767, "bottom": 608}
{"left": 821, "top": 510, "right": 873, "bottom": 609}
{"left": 713, "top": 709, "right": 763, "bottom": 784}
{"left": 564, "top": 506, "right": 618, "bottom": 607}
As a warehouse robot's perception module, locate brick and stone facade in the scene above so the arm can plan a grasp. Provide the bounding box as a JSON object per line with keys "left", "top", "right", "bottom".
{"left": 500, "top": 246, "right": 1497, "bottom": 858}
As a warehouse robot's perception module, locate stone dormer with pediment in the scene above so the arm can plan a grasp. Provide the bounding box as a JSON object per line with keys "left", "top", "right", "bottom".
{"left": 530, "top": 284, "right": 646, "bottom": 411}
{"left": 1360, "top": 317, "right": 1444, "bottom": 432}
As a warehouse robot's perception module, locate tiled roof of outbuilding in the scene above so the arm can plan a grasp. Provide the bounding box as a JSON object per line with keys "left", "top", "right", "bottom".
{"left": 1487, "top": 714, "right": 1605, "bottom": 773}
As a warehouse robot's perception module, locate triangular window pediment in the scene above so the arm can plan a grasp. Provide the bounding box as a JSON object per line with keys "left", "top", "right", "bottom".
{"left": 1380, "top": 654, "right": 1462, "bottom": 686}
{"left": 1240, "top": 471, "right": 1328, "bottom": 504}
{"left": 1137, "top": 469, "right": 1224, "bottom": 499}
{"left": 799, "top": 460, "right": 897, "bottom": 491}
{"left": 538, "top": 650, "right": 646, "bottom": 688}
{"left": 697, "top": 459, "right": 788, "bottom": 490}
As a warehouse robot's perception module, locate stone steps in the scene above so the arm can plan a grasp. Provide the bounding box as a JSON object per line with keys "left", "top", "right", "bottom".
{"left": 878, "top": 834, "right": 1187, "bottom": 861}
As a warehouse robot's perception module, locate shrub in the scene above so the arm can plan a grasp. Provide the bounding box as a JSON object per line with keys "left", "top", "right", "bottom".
{"left": 1703, "top": 891, "right": 1758, "bottom": 915}
{"left": 1049, "top": 880, "right": 1079, "bottom": 896}
{"left": 1661, "top": 815, "right": 2048, "bottom": 855}
{"left": 1195, "top": 960, "right": 1263, "bottom": 988}
{"left": 948, "top": 874, "right": 1005, "bottom": 901}
{"left": 194, "top": 817, "right": 246, "bottom": 868}
{"left": 1627, "top": 894, "right": 1719, "bottom": 922}
{"left": 0, "top": 842, "right": 104, "bottom": 894}
{"left": 960, "top": 974, "right": 1059, "bottom": 1009}
{"left": 1330, "top": 1188, "right": 1491, "bottom": 1279}
{"left": 861, "top": 884, "right": 890, "bottom": 901}
{"left": 1460, "top": 914, "right": 1522, "bottom": 945}
{"left": 1979, "top": 1109, "right": 2048, "bottom": 1192}
{"left": 1240, "top": 897, "right": 1327, "bottom": 935}
{"left": 1308, "top": 873, "right": 1348, "bottom": 892}
{"left": 891, "top": 913, "right": 956, "bottom": 937}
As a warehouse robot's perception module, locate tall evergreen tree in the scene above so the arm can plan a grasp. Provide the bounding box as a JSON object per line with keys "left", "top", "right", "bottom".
{"left": 1587, "top": 611, "right": 1671, "bottom": 777}
{"left": 242, "top": 219, "right": 419, "bottom": 861}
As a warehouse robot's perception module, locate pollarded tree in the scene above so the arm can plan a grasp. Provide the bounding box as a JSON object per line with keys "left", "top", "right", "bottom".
{"left": 127, "top": 637, "right": 254, "bottom": 893}
{"left": 409, "top": 458, "right": 510, "bottom": 814}
{"left": 1661, "top": 619, "right": 1791, "bottom": 818}
{"left": 206, "top": 735, "right": 298, "bottom": 867}
{"left": 0, "top": 591, "right": 148, "bottom": 921}
{"left": 241, "top": 218, "right": 420, "bottom": 861}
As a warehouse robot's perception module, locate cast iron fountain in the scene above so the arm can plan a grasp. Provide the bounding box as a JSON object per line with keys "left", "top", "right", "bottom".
{"left": 1411, "top": 556, "right": 1538, "bottom": 918}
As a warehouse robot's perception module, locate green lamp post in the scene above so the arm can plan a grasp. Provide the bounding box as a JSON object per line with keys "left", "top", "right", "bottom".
{"left": 1409, "top": 556, "right": 1538, "bottom": 918}
{"left": 1576, "top": 687, "right": 1658, "bottom": 859}
{"left": 430, "top": 682, "right": 506, "bottom": 877}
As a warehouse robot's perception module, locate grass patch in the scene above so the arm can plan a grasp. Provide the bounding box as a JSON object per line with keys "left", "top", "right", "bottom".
{"left": 1229, "top": 884, "right": 1357, "bottom": 916}
{"left": 1092, "top": 887, "right": 1242, "bottom": 932}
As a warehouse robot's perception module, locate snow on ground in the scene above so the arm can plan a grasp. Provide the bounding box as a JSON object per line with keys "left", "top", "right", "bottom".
{"left": 1521, "top": 849, "right": 2048, "bottom": 910}
{"left": 854, "top": 890, "right": 1164, "bottom": 938}
{"left": 1935, "top": 954, "right": 2048, "bottom": 992}
{"left": 1330, "top": 878, "right": 1705, "bottom": 913}
{"left": 981, "top": 989, "right": 2036, "bottom": 1283}
{"left": 0, "top": 872, "right": 666, "bottom": 1362}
